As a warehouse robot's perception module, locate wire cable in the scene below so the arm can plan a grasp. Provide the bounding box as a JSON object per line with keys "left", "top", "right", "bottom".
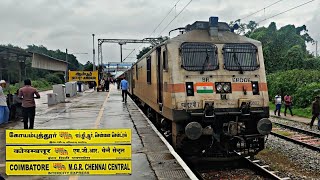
{"left": 149, "top": 0, "right": 182, "bottom": 37}
{"left": 132, "top": 0, "right": 183, "bottom": 62}
{"left": 257, "top": 0, "right": 316, "bottom": 23}
{"left": 241, "top": 0, "right": 285, "bottom": 21}
{"left": 133, "top": 0, "right": 192, "bottom": 62}
{"left": 122, "top": 48, "right": 136, "bottom": 62}
{"left": 157, "top": 0, "right": 193, "bottom": 37}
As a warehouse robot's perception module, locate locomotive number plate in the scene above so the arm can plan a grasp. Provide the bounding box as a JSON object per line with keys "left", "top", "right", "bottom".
{"left": 202, "top": 77, "right": 209, "bottom": 82}
{"left": 232, "top": 77, "right": 250, "bottom": 82}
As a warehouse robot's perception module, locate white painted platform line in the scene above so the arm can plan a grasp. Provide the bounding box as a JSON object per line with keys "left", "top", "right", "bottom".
{"left": 0, "top": 164, "right": 5, "bottom": 168}
{"left": 131, "top": 99, "right": 199, "bottom": 180}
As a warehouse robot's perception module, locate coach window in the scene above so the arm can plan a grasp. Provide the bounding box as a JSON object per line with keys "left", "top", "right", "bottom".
{"left": 147, "top": 56, "right": 151, "bottom": 84}
{"left": 163, "top": 50, "right": 168, "bottom": 71}
{"left": 136, "top": 64, "right": 138, "bottom": 80}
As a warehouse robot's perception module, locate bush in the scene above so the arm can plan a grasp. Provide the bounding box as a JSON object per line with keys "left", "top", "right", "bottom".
{"left": 45, "top": 73, "right": 63, "bottom": 84}
{"left": 267, "top": 69, "right": 320, "bottom": 99}
{"left": 294, "top": 83, "right": 320, "bottom": 108}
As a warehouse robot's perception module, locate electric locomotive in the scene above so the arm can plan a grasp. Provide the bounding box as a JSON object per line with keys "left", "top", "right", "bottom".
{"left": 124, "top": 16, "right": 272, "bottom": 160}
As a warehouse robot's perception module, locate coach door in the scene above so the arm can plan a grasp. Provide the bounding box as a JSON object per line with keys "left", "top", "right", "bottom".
{"left": 156, "top": 47, "right": 163, "bottom": 112}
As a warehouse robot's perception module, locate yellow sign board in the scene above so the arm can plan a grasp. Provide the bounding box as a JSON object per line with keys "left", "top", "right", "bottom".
{"left": 6, "top": 145, "right": 131, "bottom": 161}
{"left": 6, "top": 129, "right": 131, "bottom": 145}
{"left": 68, "top": 71, "right": 99, "bottom": 85}
{"left": 6, "top": 161, "right": 132, "bottom": 175}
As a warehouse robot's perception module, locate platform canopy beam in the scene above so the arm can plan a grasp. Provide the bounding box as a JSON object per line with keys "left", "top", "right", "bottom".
{"left": 97, "top": 37, "right": 168, "bottom": 67}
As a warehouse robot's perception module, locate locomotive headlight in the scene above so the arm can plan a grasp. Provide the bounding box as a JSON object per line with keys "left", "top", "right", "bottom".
{"left": 223, "top": 84, "right": 231, "bottom": 92}
{"left": 216, "top": 84, "right": 223, "bottom": 92}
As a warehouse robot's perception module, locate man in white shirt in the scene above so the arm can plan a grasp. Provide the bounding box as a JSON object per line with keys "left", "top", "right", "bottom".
{"left": 274, "top": 94, "right": 282, "bottom": 116}
{"left": 0, "top": 80, "right": 9, "bottom": 125}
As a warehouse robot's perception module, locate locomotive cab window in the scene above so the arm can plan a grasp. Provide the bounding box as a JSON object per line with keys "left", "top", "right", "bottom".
{"left": 180, "top": 43, "right": 218, "bottom": 72}
{"left": 147, "top": 56, "right": 151, "bottom": 84}
{"left": 223, "top": 43, "right": 259, "bottom": 72}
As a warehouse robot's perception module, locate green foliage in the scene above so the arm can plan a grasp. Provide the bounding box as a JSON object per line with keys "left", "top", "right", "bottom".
{"left": 294, "top": 83, "right": 320, "bottom": 108}
{"left": 45, "top": 74, "right": 63, "bottom": 84}
{"left": 303, "top": 57, "right": 320, "bottom": 70}
{"left": 27, "top": 45, "right": 82, "bottom": 71}
{"left": 3, "top": 79, "right": 52, "bottom": 95}
{"left": 229, "top": 20, "right": 259, "bottom": 36}
{"left": 1, "top": 44, "right": 83, "bottom": 86}
{"left": 136, "top": 46, "right": 152, "bottom": 59}
{"left": 283, "top": 45, "right": 305, "bottom": 70}
{"left": 269, "top": 102, "right": 312, "bottom": 118}
{"left": 249, "top": 23, "right": 312, "bottom": 73}
{"left": 267, "top": 70, "right": 320, "bottom": 108}
{"left": 83, "top": 61, "right": 94, "bottom": 71}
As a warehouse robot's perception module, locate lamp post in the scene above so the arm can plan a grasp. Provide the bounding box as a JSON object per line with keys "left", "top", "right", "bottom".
{"left": 93, "top": 34, "right": 96, "bottom": 71}
{"left": 65, "top": 49, "right": 68, "bottom": 82}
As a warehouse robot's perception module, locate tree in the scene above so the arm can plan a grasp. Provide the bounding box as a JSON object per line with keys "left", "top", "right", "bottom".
{"left": 249, "top": 22, "right": 313, "bottom": 73}
{"left": 136, "top": 46, "right": 152, "bottom": 59}
{"left": 83, "top": 61, "right": 94, "bottom": 71}
{"left": 26, "top": 45, "right": 83, "bottom": 71}
{"left": 229, "top": 20, "right": 258, "bottom": 36}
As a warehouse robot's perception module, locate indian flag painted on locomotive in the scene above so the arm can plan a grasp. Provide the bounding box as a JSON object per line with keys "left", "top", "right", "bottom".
{"left": 195, "top": 82, "right": 214, "bottom": 93}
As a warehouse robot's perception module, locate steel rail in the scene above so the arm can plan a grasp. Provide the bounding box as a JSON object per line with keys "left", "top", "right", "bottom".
{"left": 270, "top": 132, "right": 320, "bottom": 152}
{"left": 273, "top": 122, "right": 320, "bottom": 138}
{"left": 243, "top": 156, "right": 290, "bottom": 180}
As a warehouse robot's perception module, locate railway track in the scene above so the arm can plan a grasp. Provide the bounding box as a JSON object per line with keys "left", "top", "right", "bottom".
{"left": 194, "top": 156, "right": 290, "bottom": 180}
{"left": 133, "top": 98, "right": 293, "bottom": 179}
{"left": 271, "top": 122, "right": 320, "bottom": 152}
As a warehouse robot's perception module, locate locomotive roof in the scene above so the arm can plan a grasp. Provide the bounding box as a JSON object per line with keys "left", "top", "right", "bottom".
{"left": 132, "top": 26, "right": 262, "bottom": 66}
{"left": 168, "top": 29, "right": 262, "bottom": 46}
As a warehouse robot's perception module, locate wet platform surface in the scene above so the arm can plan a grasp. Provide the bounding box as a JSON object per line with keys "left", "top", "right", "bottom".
{"left": 0, "top": 85, "right": 191, "bottom": 180}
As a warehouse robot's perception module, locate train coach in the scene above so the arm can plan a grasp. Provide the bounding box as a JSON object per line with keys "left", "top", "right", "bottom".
{"left": 123, "top": 16, "right": 272, "bottom": 160}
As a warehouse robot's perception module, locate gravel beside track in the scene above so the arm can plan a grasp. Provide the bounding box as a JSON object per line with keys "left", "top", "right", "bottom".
{"left": 263, "top": 135, "right": 320, "bottom": 179}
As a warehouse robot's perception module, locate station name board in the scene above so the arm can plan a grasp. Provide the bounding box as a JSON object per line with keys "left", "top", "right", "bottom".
{"left": 69, "top": 71, "right": 99, "bottom": 85}
{"left": 6, "top": 129, "right": 132, "bottom": 176}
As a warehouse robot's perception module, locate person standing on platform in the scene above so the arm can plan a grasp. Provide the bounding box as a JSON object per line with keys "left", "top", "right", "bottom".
{"left": 274, "top": 94, "right": 282, "bottom": 116}
{"left": 18, "top": 79, "right": 40, "bottom": 129}
{"left": 284, "top": 94, "right": 293, "bottom": 116}
{"left": 11, "top": 89, "right": 22, "bottom": 121}
{"left": 100, "top": 78, "right": 105, "bottom": 91}
{"left": 117, "top": 78, "right": 121, "bottom": 90}
{"left": 0, "top": 80, "right": 9, "bottom": 125}
{"left": 310, "top": 96, "right": 320, "bottom": 130}
{"left": 120, "top": 77, "right": 128, "bottom": 103}
{"left": 105, "top": 77, "right": 110, "bottom": 92}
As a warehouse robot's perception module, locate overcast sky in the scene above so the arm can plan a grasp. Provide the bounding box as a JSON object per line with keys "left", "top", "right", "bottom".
{"left": 1, "top": 0, "right": 319, "bottom": 65}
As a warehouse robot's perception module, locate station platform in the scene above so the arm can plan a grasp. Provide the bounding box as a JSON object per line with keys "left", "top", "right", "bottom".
{"left": 0, "top": 84, "right": 196, "bottom": 180}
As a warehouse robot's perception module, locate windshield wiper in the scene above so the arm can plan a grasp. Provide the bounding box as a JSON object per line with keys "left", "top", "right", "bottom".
{"left": 233, "top": 53, "right": 243, "bottom": 74}
{"left": 200, "top": 49, "right": 209, "bottom": 74}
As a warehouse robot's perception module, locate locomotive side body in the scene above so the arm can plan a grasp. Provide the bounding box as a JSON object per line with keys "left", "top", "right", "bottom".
{"left": 127, "top": 17, "right": 272, "bottom": 159}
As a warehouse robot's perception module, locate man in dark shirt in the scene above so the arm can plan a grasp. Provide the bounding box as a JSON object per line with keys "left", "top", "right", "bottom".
{"left": 310, "top": 96, "right": 320, "bottom": 130}
{"left": 18, "top": 79, "right": 40, "bottom": 129}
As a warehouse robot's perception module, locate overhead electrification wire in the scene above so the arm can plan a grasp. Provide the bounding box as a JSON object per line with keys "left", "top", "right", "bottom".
{"left": 149, "top": 0, "right": 182, "bottom": 37}
{"left": 240, "top": 0, "right": 285, "bottom": 21}
{"left": 257, "top": 0, "right": 316, "bottom": 23}
{"left": 123, "top": 48, "right": 136, "bottom": 62}
{"left": 130, "top": 0, "right": 184, "bottom": 62}
{"left": 157, "top": 0, "right": 193, "bottom": 37}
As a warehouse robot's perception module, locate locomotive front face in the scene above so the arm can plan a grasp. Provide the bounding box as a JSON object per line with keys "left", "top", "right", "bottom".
{"left": 169, "top": 30, "right": 272, "bottom": 157}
